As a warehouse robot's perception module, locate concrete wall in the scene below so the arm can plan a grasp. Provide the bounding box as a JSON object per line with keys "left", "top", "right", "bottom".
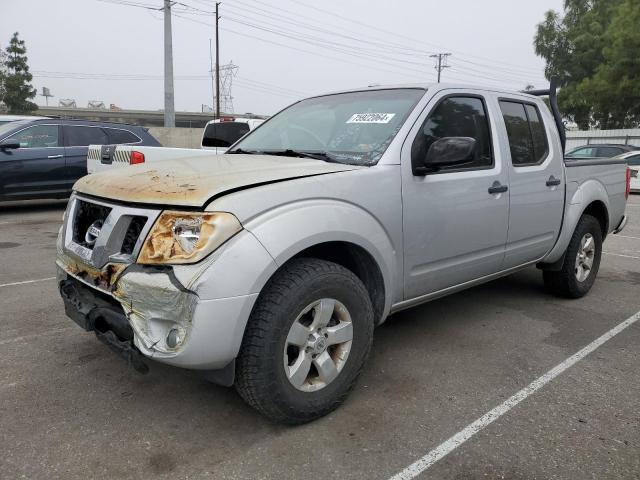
{"left": 148, "top": 127, "right": 204, "bottom": 148}
{"left": 566, "top": 128, "right": 640, "bottom": 150}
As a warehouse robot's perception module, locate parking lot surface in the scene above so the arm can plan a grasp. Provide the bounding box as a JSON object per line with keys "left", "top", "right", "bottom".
{"left": 1, "top": 196, "right": 639, "bottom": 479}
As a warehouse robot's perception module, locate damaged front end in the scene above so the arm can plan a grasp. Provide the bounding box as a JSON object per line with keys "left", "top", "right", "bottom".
{"left": 56, "top": 194, "right": 239, "bottom": 381}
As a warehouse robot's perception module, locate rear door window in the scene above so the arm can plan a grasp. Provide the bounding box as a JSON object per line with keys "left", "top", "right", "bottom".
{"left": 499, "top": 101, "right": 549, "bottom": 166}
{"left": 202, "top": 122, "right": 250, "bottom": 148}
{"left": 596, "top": 146, "right": 624, "bottom": 157}
{"left": 105, "top": 128, "right": 140, "bottom": 144}
{"left": 524, "top": 104, "right": 549, "bottom": 163}
{"left": 64, "top": 126, "right": 108, "bottom": 147}
{"left": 5, "top": 124, "right": 60, "bottom": 148}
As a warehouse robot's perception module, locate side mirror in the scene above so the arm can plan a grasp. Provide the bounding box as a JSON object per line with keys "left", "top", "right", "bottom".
{"left": 0, "top": 141, "right": 20, "bottom": 150}
{"left": 419, "top": 137, "right": 476, "bottom": 173}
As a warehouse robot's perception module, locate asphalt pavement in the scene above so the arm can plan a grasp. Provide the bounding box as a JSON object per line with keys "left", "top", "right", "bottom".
{"left": 1, "top": 195, "right": 638, "bottom": 479}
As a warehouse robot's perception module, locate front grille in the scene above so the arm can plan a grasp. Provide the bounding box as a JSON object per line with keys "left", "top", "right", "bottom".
{"left": 72, "top": 200, "right": 112, "bottom": 248}
{"left": 121, "top": 216, "right": 147, "bottom": 255}
{"left": 64, "top": 195, "right": 159, "bottom": 268}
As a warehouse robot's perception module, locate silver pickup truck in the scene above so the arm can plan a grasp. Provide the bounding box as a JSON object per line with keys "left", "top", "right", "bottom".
{"left": 56, "top": 83, "right": 630, "bottom": 424}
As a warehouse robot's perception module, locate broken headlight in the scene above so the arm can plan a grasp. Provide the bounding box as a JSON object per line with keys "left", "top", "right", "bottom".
{"left": 137, "top": 211, "right": 242, "bottom": 265}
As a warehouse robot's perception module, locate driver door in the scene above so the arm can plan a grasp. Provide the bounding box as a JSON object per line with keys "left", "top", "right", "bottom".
{"left": 401, "top": 91, "right": 510, "bottom": 299}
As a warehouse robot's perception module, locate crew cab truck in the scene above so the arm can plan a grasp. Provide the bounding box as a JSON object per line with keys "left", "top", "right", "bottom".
{"left": 56, "top": 83, "right": 630, "bottom": 424}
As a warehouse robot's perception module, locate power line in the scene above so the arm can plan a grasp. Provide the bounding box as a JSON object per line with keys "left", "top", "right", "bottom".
{"left": 180, "top": 1, "right": 544, "bottom": 86}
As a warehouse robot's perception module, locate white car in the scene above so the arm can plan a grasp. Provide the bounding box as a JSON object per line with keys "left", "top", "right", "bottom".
{"left": 616, "top": 151, "right": 640, "bottom": 192}
{"left": 87, "top": 116, "right": 266, "bottom": 173}
{"left": 201, "top": 117, "right": 265, "bottom": 154}
{"left": 0, "top": 114, "right": 46, "bottom": 126}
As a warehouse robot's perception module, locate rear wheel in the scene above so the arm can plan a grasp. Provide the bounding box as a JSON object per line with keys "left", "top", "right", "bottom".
{"left": 543, "top": 214, "right": 602, "bottom": 298}
{"left": 235, "top": 258, "right": 374, "bottom": 424}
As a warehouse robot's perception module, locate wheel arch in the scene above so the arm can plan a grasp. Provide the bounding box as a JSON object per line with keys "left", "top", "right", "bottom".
{"left": 540, "top": 179, "right": 611, "bottom": 267}
{"left": 582, "top": 200, "right": 609, "bottom": 238}
{"left": 245, "top": 200, "right": 399, "bottom": 324}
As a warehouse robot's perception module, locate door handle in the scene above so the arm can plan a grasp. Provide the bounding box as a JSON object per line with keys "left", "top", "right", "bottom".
{"left": 47, "top": 154, "right": 63, "bottom": 159}
{"left": 488, "top": 181, "right": 508, "bottom": 194}
{"left": 546, "top": 175, "right": 561, "bottom": 187}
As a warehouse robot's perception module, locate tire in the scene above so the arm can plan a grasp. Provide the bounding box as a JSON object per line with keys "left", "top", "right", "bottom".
{"left": 543, "top": 214, "right": 603, "bottom": 298}
{"left": 235, "top": 257, "right": 374, "bottom": 425}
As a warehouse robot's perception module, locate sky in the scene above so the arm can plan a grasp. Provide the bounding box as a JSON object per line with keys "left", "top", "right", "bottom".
{"left": 0, "top": 0, "right": 564, "bottom": 116}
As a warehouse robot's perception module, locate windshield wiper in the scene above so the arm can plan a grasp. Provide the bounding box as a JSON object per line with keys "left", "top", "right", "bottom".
{"left": 226, "top": 148, "right": 261, "bottom": 154}
{"left": 259, "top": 149, "right": 346, "bottom": 164}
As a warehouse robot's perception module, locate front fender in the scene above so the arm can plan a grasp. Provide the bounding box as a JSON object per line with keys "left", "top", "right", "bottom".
{"left": 244, "top": 199, "right": 398, "bottom": 318}
{"left": 543, "top": 179, "right": 610, "bottom": 264}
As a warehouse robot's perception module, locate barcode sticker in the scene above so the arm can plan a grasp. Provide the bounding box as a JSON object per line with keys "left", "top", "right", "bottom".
{"left": 346, "top": 113, "right": 396, "bottom": 124}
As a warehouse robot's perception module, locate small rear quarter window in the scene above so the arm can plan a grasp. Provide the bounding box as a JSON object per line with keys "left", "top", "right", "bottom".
{"left": 106, "top": 128, "right": 140, "bottom": 144}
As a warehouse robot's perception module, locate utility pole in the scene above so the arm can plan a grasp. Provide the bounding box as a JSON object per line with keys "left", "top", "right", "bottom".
{"left": 430, "top": 53, "right": 451, "bottom": 83}
{"left": 163, "top": 0, "right": 175, "bottom": 127}
{"left": 215, "top": 2, "right": 221, "bottom": 118}
{"left": 209, "top": 38, "right": 215, "bottom": 110}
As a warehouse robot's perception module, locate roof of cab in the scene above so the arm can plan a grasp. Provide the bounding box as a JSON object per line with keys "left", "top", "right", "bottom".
{"left": 310, "top": 82, "right": 547, "bottom": 99}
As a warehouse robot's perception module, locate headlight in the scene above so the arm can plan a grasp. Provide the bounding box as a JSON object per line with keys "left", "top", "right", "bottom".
{"left": 137, "top": 211, "right": 242, "bottom": 265}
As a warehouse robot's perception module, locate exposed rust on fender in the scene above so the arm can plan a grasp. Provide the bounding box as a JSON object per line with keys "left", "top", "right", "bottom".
{"left": 137, "top": 211, "right": 241, "bottom": 264}
{"left": 73, "top": 155, "right": 362, "bottom": 207}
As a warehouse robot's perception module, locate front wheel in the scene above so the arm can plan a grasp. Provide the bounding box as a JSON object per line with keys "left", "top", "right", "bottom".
{"left": 543, "top": 214, "right": 603, "bottom": 298}
{"left": 235, "top": 258, "right": 374, "bottom": 424}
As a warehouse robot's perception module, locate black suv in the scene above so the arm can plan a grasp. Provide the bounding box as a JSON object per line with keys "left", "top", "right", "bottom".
{"left": 0, "top": 119, "right": 160, "bottom": 201}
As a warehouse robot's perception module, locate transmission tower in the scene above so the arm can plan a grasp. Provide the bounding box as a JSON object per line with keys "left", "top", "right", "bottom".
{"left": 214, "top": 61, "right": 238, "bottom": 114}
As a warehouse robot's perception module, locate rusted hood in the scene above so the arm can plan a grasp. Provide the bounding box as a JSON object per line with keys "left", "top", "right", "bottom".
{"left": 74, "top": 154, "right": 363, "bottom": 207}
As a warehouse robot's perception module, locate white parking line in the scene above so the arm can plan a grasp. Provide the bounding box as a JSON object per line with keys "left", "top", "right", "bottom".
{"left": 389, "top": 309, "right": 640, "bottom": 480}
{"left": 613, "top": 234, "right": 640, "bottom": 240}
{"left": 604, "top": 251, "right": 640, "bottom": 260}
{"left": 0, "top": 277, "right": 55, "bottom": 288}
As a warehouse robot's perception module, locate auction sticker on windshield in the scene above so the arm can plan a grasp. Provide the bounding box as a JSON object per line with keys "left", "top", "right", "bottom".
{"left": 346, "top": 113, "right": 396, "bottom": 124}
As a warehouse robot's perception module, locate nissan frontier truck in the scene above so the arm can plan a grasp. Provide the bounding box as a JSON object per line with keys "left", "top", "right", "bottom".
{"left": 56, "top": 83, "right": 630, "bottom": 424}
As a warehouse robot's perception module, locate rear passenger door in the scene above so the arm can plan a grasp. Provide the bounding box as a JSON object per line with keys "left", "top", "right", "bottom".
{"left": 63, "top": 125, "right": 109, "bottom": 187}
{"left": 499, "top": 99, "right": 564, "bottom": 268}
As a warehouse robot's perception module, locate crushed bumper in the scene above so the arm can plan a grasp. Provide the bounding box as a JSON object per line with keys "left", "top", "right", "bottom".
{"left": 56, "top": 259, "right": 259, "bottom": 372}
{"left": 58, "top": 276, "right": 149, "bottom": 373}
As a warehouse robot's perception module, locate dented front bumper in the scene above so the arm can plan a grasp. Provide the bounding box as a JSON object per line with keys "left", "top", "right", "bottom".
{"left": 56, "top": 260, "right": 258, "bottom": 370}
{"left": 56, "top": 209, "right": 276, "bottom": 373}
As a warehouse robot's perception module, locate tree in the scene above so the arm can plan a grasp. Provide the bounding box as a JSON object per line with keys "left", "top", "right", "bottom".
{"left": 534, "top": 0, "right": 640, "bottom": 129}
{"left": 0, "top": 46, "right": 7, "bottom": 111}
{"left": 2, "top": 32, "right": 37, "bottom": 114}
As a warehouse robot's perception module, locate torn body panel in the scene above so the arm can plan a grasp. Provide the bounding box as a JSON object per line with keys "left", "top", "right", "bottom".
{"left": 56, "top": 247, "right": 127, "bottom": 291}
{"left": 113, "top": 268, "right": 198, "bottom": 354}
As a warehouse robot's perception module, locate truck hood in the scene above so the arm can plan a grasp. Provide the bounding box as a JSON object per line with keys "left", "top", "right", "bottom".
{"left": 74, "top": 154, "right": 363, "bottom": 207}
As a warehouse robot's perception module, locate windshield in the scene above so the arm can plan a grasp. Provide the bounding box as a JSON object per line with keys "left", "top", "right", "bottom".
{"left": 0, "top": 120, "right": 30, "bottom": 139}
{"left": 231, "top": 88, "right": 425, "bottom": 166}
